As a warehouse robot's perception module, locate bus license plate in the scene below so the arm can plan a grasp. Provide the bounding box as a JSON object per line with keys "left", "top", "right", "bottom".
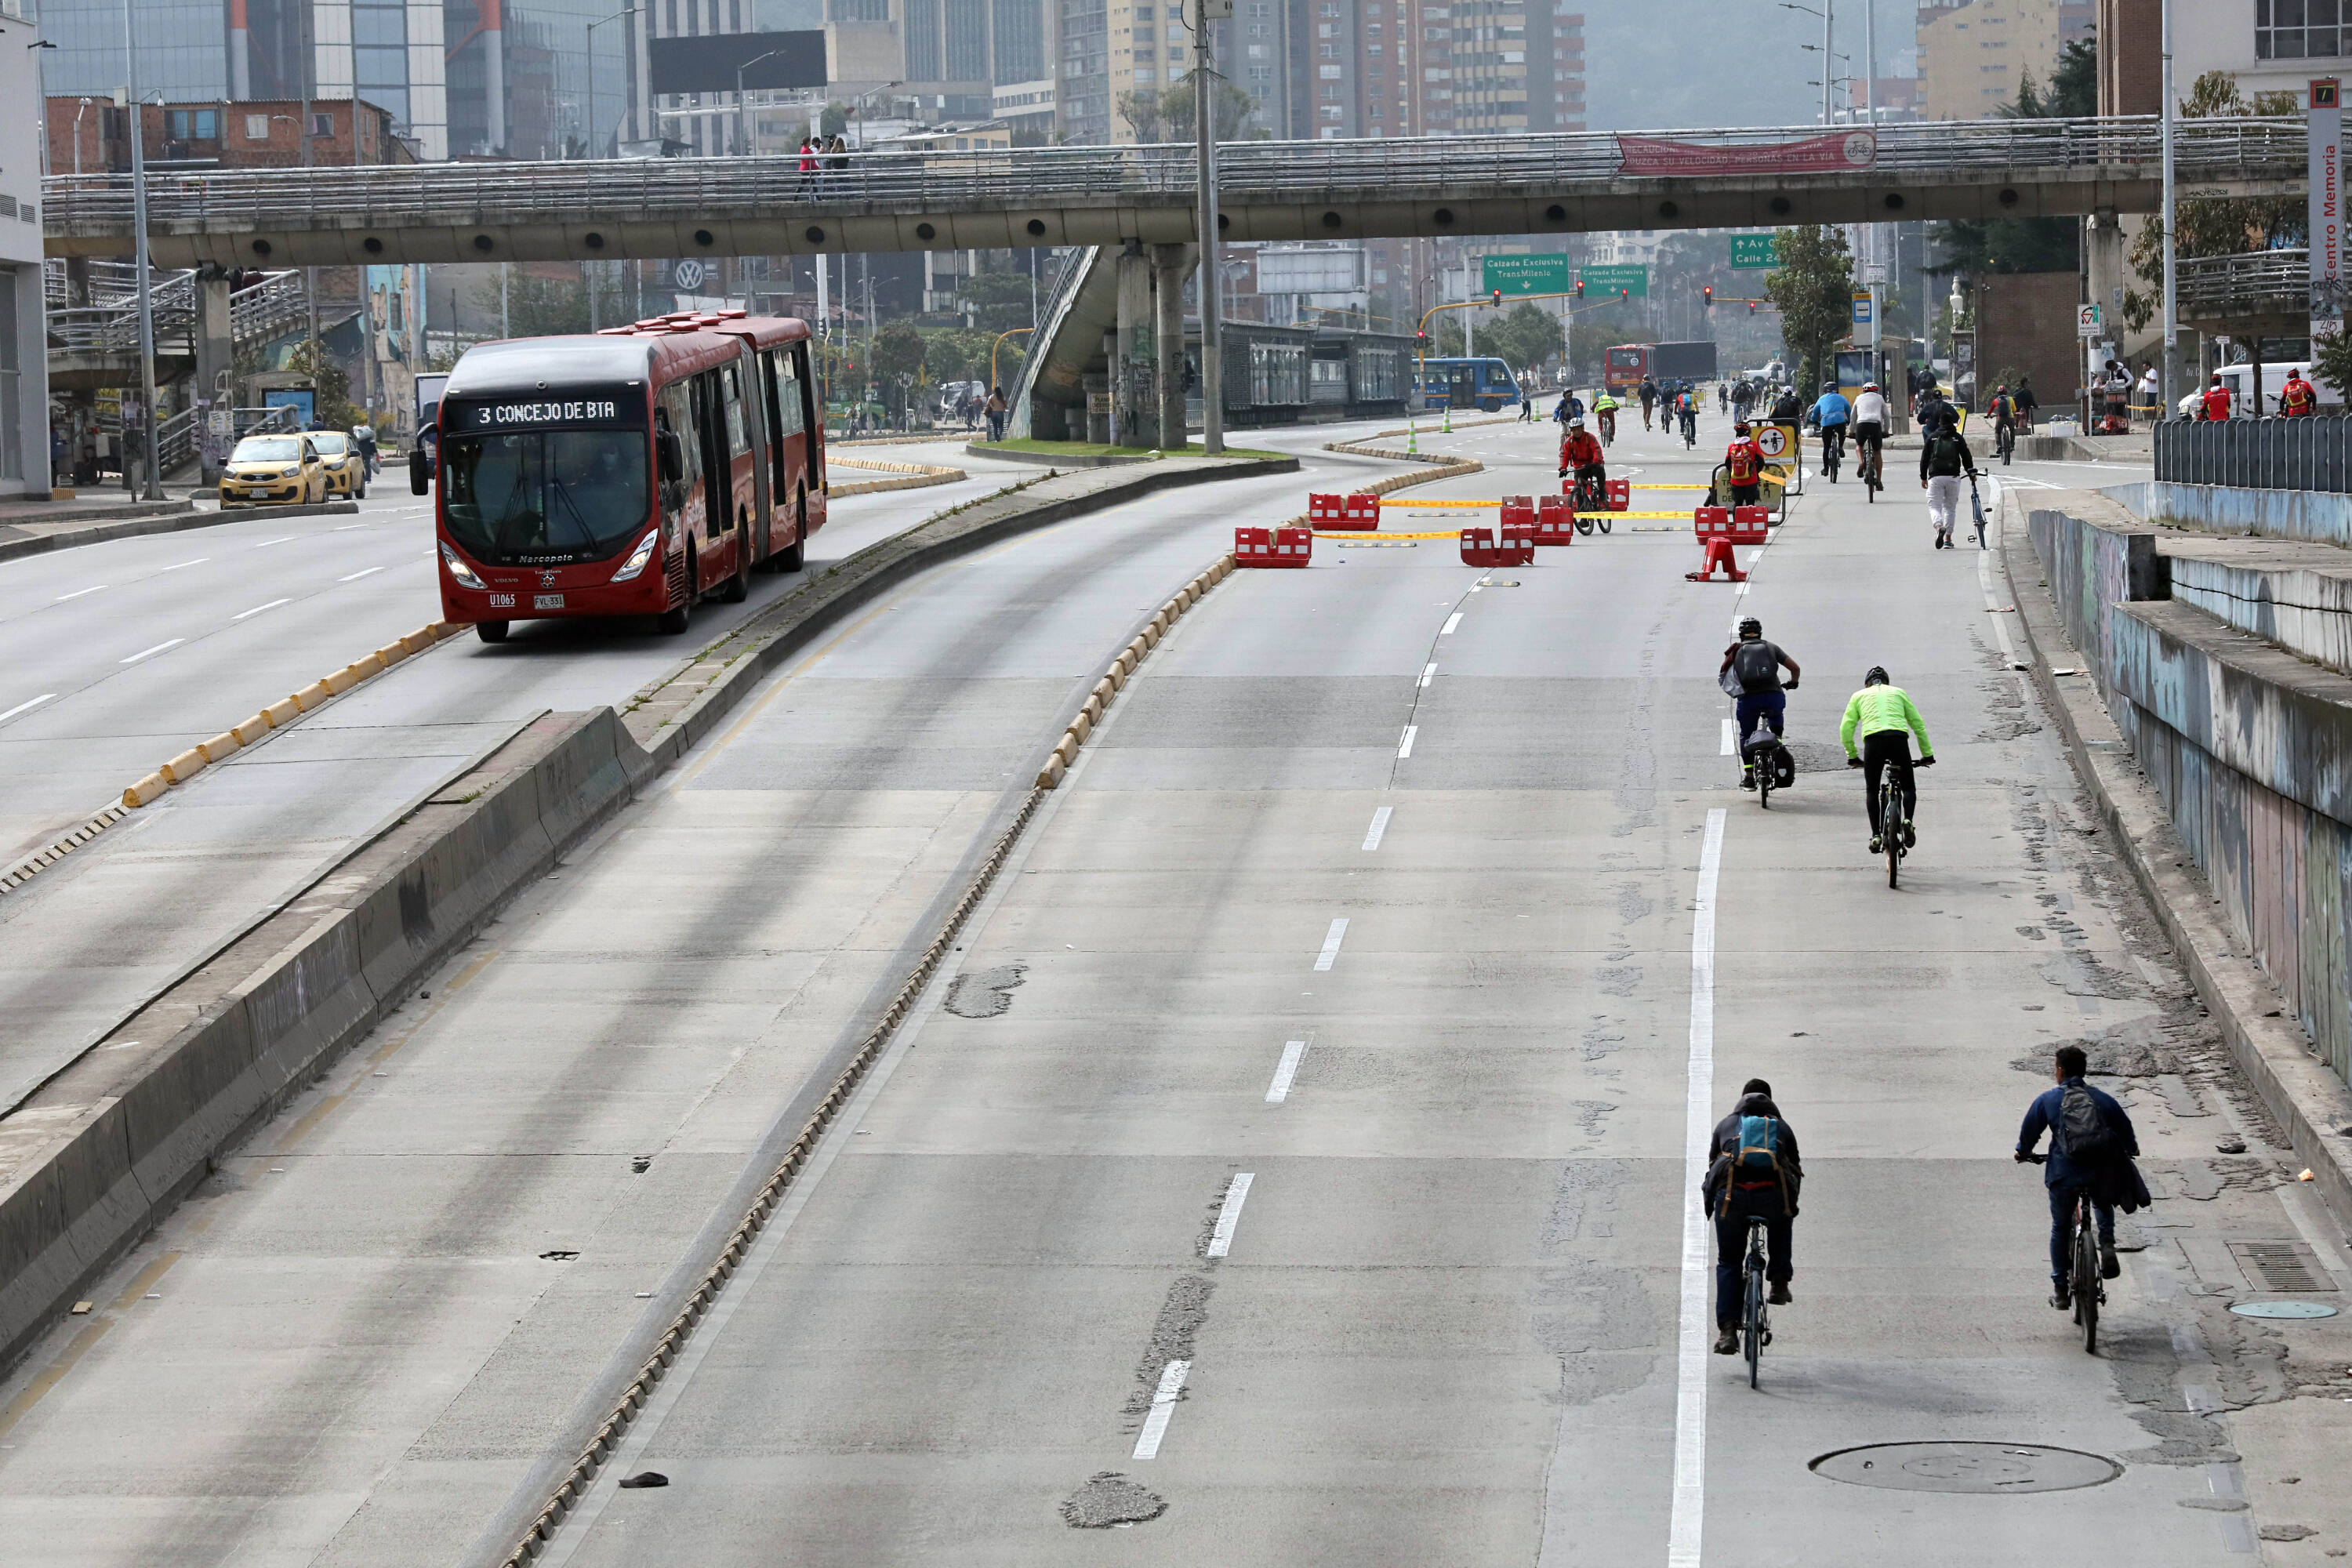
{"left": 488, "top": 593, "right": 516, "bottom": 608}
{"left": 534, "top": 593, "right": 565, "bottom": 610}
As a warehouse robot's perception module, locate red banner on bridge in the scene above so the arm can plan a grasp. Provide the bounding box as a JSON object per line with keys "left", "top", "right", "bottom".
{"left": 1614, "top": 129, "right": 1878, "bottom": 177}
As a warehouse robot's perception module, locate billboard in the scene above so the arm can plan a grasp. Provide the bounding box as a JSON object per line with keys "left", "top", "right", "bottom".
{"left": 1254, "top": 246, "right": 1366, "bottom": 294}
{"left": 648, "top": 31, "right": 827, "bottom": 96}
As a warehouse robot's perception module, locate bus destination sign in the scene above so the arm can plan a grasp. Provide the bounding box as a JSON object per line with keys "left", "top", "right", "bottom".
{"left": 447, "top": 386, "right": 646, "bottom": 430}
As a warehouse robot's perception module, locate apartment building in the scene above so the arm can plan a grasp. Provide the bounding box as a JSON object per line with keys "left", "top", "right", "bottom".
{"left": 1915, "top": 0, "right": 2090, "bottom": 120}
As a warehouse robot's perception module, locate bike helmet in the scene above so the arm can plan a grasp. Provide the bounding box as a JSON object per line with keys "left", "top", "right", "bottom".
{"left": 1737, "top": 616, "right": 1762, "bottom": 638}
{"left": 1823, "top": 381, "right": 1837, "bottom": 393}
{"left": 1863, "top": 665, "right": 1890, "bottom": 687}
{"left": 1863, "top": 382, "right": 1879, "bottom": 392}
{"left": 1733, "top": 421, "right": 1751, "bottom": 434}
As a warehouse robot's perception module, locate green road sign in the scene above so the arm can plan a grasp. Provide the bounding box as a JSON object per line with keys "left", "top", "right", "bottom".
{"left": 1579, "top": 263, "right": 1649, "bottom": 299}
{"left": 1730, "top": 234, "right": 1779, "bottom": 269}
{"left": 1481, "top": 253, "right": 1573, "bottom": 297}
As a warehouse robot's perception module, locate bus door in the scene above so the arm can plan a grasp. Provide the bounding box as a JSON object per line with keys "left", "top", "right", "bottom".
{"left": 794, "top": 343, "right": 826, "bottom": 513}
{"left": 733, "top": 347, "right": 774, "bottom": 561}
{"left": 655, "top": 382, "right": 706, "bottom": 597}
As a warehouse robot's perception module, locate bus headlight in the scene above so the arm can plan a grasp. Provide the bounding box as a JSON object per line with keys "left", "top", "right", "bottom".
{"left": 610, "top": 528, "right": 661, "bottom": 583}
{"left": 439, "top": 539, "right": 488, "bottom": 590}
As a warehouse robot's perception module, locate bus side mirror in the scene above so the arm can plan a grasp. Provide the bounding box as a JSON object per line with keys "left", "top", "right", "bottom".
{"left": 409, "top": 445, "right": 430, "bottom": 495}
{"left": 658, "top": 429, "right": 684, "bottom": 482}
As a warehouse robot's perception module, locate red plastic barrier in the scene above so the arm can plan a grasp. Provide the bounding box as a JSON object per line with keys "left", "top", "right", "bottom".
{"left": 1500, "top": 494, "right": 1534, "bottom": 531}
{"left": 1306, "top": 493, "right": 1345, "bottom": 526}
{"left": 1534, "top": 494, "right": 1575, "bottom": 546}
{"left": 1236, "top": 527, "right": 1312, "bottom": 567}
{"left": 1605, "top": 479, "right": 1631, "bottom": 512}
{"left": 1342, "top": 492, "right": 1381, "bottom": 527}
{"left": 1461, "top": 526, "right": 1534, "bottom": 567}
{"left": 1730, "top": 504, "right": 1770, "bottom": 543}
{"left": 1687, "top": 508, "right": 1747, "bottom": 582}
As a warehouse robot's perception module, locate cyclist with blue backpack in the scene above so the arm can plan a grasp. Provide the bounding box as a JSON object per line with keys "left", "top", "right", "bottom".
{"left": 1704, "top": 1078, "right": 1803, "bottom": 1355}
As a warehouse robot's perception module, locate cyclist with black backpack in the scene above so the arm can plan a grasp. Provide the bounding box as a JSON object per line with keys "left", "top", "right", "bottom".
{"left": 2015, "top": 1044, "right": 2140, "bottom": 1310}
{"left": 1719, "top": 616, "right": 1800, "bottom": 791}
{"left": 1704, "top": 1078, "right": 1803, "bottom": 1355}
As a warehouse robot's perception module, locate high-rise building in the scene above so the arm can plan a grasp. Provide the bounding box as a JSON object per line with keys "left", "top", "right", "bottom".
{"left": 1915, "top": 0, "right": 2092, "bottom": 122}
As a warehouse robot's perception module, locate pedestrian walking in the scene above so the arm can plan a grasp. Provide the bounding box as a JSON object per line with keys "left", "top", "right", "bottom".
{"left": 985, "top": 386, "right": 1007, "bottom": 442}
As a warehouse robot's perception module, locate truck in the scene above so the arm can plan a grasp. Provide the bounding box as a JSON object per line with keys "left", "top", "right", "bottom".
{"left": 1650, "top": 340, "right": 1720, "bottom": 383}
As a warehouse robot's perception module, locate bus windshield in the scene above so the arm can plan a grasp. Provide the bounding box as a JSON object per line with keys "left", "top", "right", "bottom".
{"left": 443, "top": 430, "right": 651, "bottom": 564}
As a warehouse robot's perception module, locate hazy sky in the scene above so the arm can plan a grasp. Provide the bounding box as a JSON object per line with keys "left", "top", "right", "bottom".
{"left": 1581, "top": 0, "right": 1918, "bottom": 132}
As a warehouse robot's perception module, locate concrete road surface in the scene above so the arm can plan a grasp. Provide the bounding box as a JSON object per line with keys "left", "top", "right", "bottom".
{"left": 14, "top": 412, "right": 2342, "bottom": 1568}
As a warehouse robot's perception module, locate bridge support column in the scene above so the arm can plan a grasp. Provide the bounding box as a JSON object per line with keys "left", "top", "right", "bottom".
{"left": 1153, "top": 244, "right": 1190, "bottom": 452}
{"left": 1114, "top": 241, "right": 1155, "bottom": 448}
{"left": 194, "top": 272, "right": 234, "bottom": 486}
{"left": 2085, "top": 209, "right": 2126, "bottom": 379}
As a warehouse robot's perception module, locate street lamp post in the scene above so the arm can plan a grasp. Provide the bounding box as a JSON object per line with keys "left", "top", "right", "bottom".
{"left": 1192, "top": 0, "right": 1224, "bottom": 455}
{"left": 734, "top": 49, "right": 783, "bottom": 154}
{"left": 122, "top": 4, "right": 162, "bottom": 499}
{"left": 586, "top": 5, "right": 633, "bottom": 156}
{"left": 1778, "top": 0, "right": 1833, "bottom": 127}
{"left": 2161, "top": 0, "right": 2180, "bottom": 418}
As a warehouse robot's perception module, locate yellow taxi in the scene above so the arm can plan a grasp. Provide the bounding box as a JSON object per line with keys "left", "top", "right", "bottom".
{"left": 304, "top": 430, "right": 369, "bottom": 499}
{"left": 220, "top": 434, "right": 328, "bottom": 506}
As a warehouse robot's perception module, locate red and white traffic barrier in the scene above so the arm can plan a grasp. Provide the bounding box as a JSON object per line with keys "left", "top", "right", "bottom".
{"left": 1534, "top": 494, "right": 1575, "bottom": 546}
{"left": 1306, "top": 492, "right": 1346, "bottom": 526}
{"left": 1686, "top": 505, "right": 1768, "bottom": 582}
{"left": 1461, "top": 526, "right": 1534, "bottom": 568}
{"left": 1605, "top": 478, "right": 1632, "bottom": 512}
{"left": 1341, "top": 492, "right": 1380, "bottom": 528}
{"left": 1236, "top": 525, "right": 1313, "bottom": 568}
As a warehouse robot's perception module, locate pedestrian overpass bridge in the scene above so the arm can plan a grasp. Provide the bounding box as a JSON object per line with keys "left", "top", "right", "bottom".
{"left": 41, "top": 116, "right": 2302, "bottom": 270}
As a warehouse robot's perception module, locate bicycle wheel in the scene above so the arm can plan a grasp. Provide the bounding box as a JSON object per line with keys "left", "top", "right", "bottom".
{"left": 1745, "top": 1250, "right": 1766, "bottom": 1388}
{"left": 2075, "top": 1212, "right": 2101, "bottom": 1354}
{"left": 1598, "top": 515, "right": 1612, "bottom": 535}
{"left": 1758, "top": 761, "right": 1772, "bottom": 810}
{"left": 1884, "top": 787, "right": 1903, "bottom": 889}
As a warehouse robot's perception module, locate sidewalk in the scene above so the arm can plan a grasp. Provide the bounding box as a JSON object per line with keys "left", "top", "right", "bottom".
{"left": 0, "top": 490, "right": 209, "bottom": 566}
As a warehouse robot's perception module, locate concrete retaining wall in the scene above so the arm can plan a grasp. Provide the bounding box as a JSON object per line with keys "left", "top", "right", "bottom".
{"left": 2029, "top": 498, "right": 2352, "bottom": 1090}
{"left": 2114, "top": 477, "right": 2352, "bottom": 550}
{"left": 0, "top": 710, "right": 652, "bottom": 1371}
{"left": 2165, "top": 554, "right": 2352, "bottom": 677}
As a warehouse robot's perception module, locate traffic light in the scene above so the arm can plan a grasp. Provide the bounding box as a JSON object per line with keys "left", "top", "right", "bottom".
{"left": 1747, "top": 300, "right": 1758, "bottom": 314}
{"left": 1703, "top": 285, "right": 1714, "bottom": 310}
{"left": 1574, "top": 278, "right": 1584, "bottom": 299}
{"left": 1490, "top": 288, "right": 1503, "bottom": 307}
{"left": 1618, "top": 288, "right": 1630, "bottom": 301}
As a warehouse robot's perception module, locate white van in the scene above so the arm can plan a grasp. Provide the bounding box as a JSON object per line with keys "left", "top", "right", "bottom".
{"left": 2212, "top": 360, "right": 2343, "bottom": 417}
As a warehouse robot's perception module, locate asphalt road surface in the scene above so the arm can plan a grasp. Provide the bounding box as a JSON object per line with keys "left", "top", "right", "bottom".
{"left": 12, "top": 412, "right": 2339, "bottom": 1567}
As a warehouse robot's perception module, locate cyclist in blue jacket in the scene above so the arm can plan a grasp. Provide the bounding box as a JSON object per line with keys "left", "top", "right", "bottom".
{"left": 1704, "top": 1078, "right": 1804, "bottom": 1354}
{"left": 2016, "top": 1044, "right": 2140, "bottom": 1309}
{"left": 1810, "top": 381, "right": 1852, "bottom": 475}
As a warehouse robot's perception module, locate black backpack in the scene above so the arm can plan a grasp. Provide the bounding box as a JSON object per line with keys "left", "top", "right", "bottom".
{"left": 1733, "top": 640, "right": 1779, "bottom": 693}
{"left": 2057, "top": 1083, "right": 2117, "bottom": 1164}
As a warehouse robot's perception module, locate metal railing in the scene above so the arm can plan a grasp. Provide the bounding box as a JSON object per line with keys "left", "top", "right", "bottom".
{"left": 2176, "top": 248, "right": 2314, "bottom": 321}
{"left": 2157, "top": 413, "right": 2352, "bottom": 492}
{"left": 38, "top": 116, "right": 2303, "bottom": 236}
{"left": 229, "top": 269, "right": 308, "bottom": 344}
{"left": 45, "top": 267, "right": 307, "bottom": 359}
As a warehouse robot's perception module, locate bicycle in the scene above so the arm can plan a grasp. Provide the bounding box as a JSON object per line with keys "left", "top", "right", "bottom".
{"left": 1852, "top": 753, "right": 1911, "bottom": 887}
{"left": 1968, "top": 469, "right": 1989, "bottom": 549}
{"left": 1681, "top": 407, "right": 1698, "bottom": 449}
{"left": 1996, "top": 420, "right": 2017, "bottom": 466}
{"left": 1857, "top": 436, "right": 1882, "bottom": 501}
{"left": 2020, "top": 1153, "right": 2104, "bottom": 1353}
{"left": 1746, "top": 717, "right": 1792, "bottom": 810}
{"left": 1568, "top": 470, "right": 1606, "bottom": 535}
{"left": 1741, "top": 1215, "right": 1773, "bottom": 1388}
{"left": 1598, "top": 408, "right": 1617, "bottom": 447}
{"left": 1819, "top": 424, "right": 1844, "bottom": 483}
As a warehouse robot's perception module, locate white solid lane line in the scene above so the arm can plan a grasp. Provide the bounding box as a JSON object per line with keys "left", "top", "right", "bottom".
{"left": 1421, "top": 662, "right": 1437, "bottom": 688}
{"left": 1313, "top": 917, "right": 1349, "bottom": 972}
{"left": 232, "top": 598, "right": 293, "bottom": 621}
{"left": 1397, "top": 725, "right": 1418, "bottom": 758}
{"left": 1362, "top": 806, "right": 1392, "bottom": 851}
{"left": 1720, "top": 718, "right": 1736, "bottom": 756}
{"left": 1668, "top": 808, "right": 1727, "bottom": 1568}
{"left": 1265, "top": 1040, "right": 1307, "bottom": 1103}
{"left": 0, "top": 693, "right": 59, "bottom": 726}
{"left": 54, "top": 585, "right": 108, "bottom": 603}
{"left": 158, "top": 557, "right": 209, "bottom": 572}
{"left": 1442, "top": 612, "right": 1464, "bottom": 634}
{"left": 250, "top": 536, "right": 299, "bottom": 548}
{"left": 118, "top": 639, "right": 184, "bottom": 665}
{"left": 1976, "top": 548, "right": 2024, "bottom": 668}
{"left": 339, "top": 566, "right": 385, "bottom": 583}
{"left": 1131, "top": 1359, "right": 1191, "bottom": 1460}
{"left": 1205, "top": 1173, "right": 1254, "bottom": 1258}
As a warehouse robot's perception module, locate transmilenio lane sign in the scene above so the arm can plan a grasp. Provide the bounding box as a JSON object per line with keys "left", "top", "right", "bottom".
{"left": 1579, "top": 263, "right": 1648, "bottom": 298}
{"left": 1481, "top": 254, "right": 1573, "bottom": 297}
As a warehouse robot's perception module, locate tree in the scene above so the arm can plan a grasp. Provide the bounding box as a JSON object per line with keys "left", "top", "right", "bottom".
{"left": 2122, "top": 71, "right": 2303, "bottom": 330}
{"left": 956, "top": 273, "right": 1036, "bottom": 332}
{"left": 1120, "top": 78, "right": 1255, "bottom": 143}
{"left": 467, "top": 266, "right": 630, "bottom": 339}
{"left": 1762, "top": 225, "right": 1854, "bottom": 394}
{"left": 1479, "top": 302, "right": 1566, "bottom": 376}
{"left": 282, "top": 338, "right": 358, "bottom": 430}
{"left": 820, "top": 102, "right": 848, "bottom": 139}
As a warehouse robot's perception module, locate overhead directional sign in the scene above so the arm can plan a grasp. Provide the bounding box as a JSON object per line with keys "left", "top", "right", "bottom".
{"left": 1579, "top": 263, "right": 1650, "bottom": 298}
{"left": 1730, "top": 234, "right": 1779, "bottom": 269}
{"left": 1481, "top": 253, "right": 1573, "bottom": 297}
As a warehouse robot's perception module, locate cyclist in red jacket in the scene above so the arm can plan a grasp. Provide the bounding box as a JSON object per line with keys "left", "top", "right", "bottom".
{"left": 2201, "top": 376, "right": 2234, "bottom": 421}
{"left": 1559, "top": 418, "right": 1606, "bottom": 490}
{"left": 1723, "top": 423, "right": 1766, "bottom": 507}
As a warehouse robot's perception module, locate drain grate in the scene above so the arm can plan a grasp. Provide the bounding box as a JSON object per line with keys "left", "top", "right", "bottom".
{"left": 1811, "top": 1443, "right": 2122, "bottom": 1494}
{"left": 2230, "top": 1240, "right": 2330, "bottom": 1294}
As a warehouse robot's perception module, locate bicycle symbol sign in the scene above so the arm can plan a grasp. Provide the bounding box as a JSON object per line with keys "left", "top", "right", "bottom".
{"left": 1754, "top": 424, "right": 1792, "bottom": 459}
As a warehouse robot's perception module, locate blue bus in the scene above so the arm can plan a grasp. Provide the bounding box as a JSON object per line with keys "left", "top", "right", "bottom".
{"left": 1414, "top": 356, "right": 1521, "bottom": 412}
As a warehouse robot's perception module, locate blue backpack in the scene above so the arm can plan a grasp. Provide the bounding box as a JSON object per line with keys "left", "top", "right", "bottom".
{"left": 1735, "top": 1114, "right": 1784, "bottom": 1179}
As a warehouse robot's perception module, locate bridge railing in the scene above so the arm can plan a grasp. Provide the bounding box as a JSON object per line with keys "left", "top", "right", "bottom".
{"left": 38, "top": 116, "right": 2302, "bottom": 234}
{"left": 2176, "top": 248, "right": 2314, "bottom": 320}
{"left": 2158, "top": 413, "right": 2352, "bottom": 492}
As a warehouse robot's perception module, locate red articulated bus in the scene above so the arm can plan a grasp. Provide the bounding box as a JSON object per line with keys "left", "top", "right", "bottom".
{"left": 1602, "top": 343, "right": 1650, "bottom": 398}
{"left": 419, "top": 310, "right": 826, "bottom": 643}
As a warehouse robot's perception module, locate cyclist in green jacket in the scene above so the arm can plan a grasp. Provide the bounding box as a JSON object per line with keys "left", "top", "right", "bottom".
{"left": 1841, "top": 666, "right": 1936, "bottom": 854}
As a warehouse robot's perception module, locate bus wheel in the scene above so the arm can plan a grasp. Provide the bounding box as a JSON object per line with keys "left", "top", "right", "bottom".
{"left": 777, "top": 494, "right": 808, "bottom": 572}
{"left": 476, "top": 620, "right": 509, "bottom": 644}
{"left": 718, "top": 524, "right": 750, "bottom": 604}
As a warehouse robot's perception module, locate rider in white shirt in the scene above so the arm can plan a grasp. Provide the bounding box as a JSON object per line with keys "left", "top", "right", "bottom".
{"left": 1849, "top": 383, "right": 1889, "bottom": 478}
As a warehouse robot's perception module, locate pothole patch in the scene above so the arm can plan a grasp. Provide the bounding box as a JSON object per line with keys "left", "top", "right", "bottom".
{"left": 1810, "top": 1442, "right": 2121, "bottom": 1494}
{"left": 945, "top": 964, "right": 1026, "bottom": 1018}
{"left": 1060, "top": 1471, "right": 1167, "bottom": 1528}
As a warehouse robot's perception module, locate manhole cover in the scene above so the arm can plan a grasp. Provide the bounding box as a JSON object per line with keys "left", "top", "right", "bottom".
{"left": 1811, "top": 1443, "right": 2122, "bottom": 1494}
{"left": 2231, "top": 1300, "right": 2339, "bottom": 1319}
